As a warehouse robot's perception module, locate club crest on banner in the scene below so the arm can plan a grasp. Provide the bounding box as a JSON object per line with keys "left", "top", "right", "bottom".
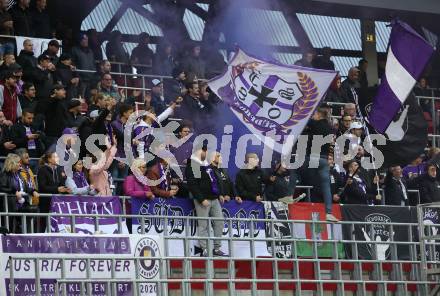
{"left": 362, "top": 213, "right": 394, "bottom": 260}
{"left": 218, "top": 65, "right": 318, "bottom": 139}
{"left": 136, "top": 237, "right": 161, "bottom": 279}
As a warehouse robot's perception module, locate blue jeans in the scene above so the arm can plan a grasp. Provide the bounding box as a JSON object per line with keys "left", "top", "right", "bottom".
{"left": 289, "top": 155, "right": 333, "bottom": 214}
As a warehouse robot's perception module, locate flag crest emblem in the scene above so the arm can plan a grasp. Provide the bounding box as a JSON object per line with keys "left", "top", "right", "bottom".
{"left": 219, "top": 64, "right": 319, "bottom": 136}
{"left": 208, "top": 49, "right": 336, "bottom": 152}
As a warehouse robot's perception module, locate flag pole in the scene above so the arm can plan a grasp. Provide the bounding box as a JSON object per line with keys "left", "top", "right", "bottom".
{"left": 351, "top": 88, "right": 382, "bottom": 201}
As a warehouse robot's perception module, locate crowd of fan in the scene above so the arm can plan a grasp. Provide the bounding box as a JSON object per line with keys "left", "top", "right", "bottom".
{"left": 0, "top": 1, "right": 438, "bottom": 237}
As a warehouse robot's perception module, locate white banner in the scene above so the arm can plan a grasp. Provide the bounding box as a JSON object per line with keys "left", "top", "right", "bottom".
{"left": 132, "top": 198, "right": 270, "bottom": 258}
{"left": 15, "top": 36, "right": 62, "bottom": 57}
{"left": 1, "top": 234, "right": 163, "bottom": 296}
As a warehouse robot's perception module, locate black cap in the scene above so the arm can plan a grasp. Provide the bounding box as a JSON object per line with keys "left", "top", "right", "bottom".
{"left": 48, "top": 40, "right": 60, "bottom": 48}
{"left": 320, "top": 102, "right": 331, "bottom": 109}
{"left": 51, "top": 83, "right": 65, "bottom": 92}
{"left": 3, "top": 70, "right": 16, "bottom": 80}
{"left": 172, "top": 66, "right": 185, "bottom": 78}
{"left": 38, "top": 54, "right": 51, "bottom": 63}
{"left": 139, "top": 32, "right": 150, "bottom": 39}
{"left": 67, "top": 99, "right": 81, "bottom": 109}
{"left": 9, "top": 63, "right": 22, "bottom": 73}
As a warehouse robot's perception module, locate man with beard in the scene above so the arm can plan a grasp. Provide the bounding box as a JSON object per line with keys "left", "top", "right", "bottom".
{"left": 186, "top": 148, "right": 226, "bottom": 257}
{"left": 9, "top": 109, "right": 44, "bottom": 158}
{"left": 210, "top": 152, "right": 236, "bottom": 204}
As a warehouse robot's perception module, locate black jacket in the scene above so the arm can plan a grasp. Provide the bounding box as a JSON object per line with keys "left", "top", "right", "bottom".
{"left": 91, "top": 108, "right": 110, "bottom": 135}
{"left": 9, "top": 121, "right": 44, "bottom": 157}
{"left": 17, "top": 50, "right": 37, "bottom": 82}
{"left": 131, "top": 45, "right": 154, "bottom": 74}
{"left": 418, "top": 174, "right": 440, "bottom": 204}
{"left": 54, "top": 63, "right": 78, "bottom": 99}
{"left": 43, "top": 96, "right": 68, "bottom": 137}
{"left": 37, "top": 164, "right": 65, "bottom": 194}
{"left": 31, "top": 67, "right": 54, "bottom": 101}
{"left": 303, "top": 119, "right": 334, "bottom": 157}
{"left": 185, "top": 159, "right": 221, "bottom": 202}
{"left": 78, "top": 117, "right": 93, "bottom": 157}
{"left": 164, "top": 79, "right": 184, "bottom": 101}
{"left": 384, "top": 176, "right": 409, "bottom": 206}
{"left": 10, "top": 5, "right": 32, "bottom": 37}
{"left": 235, "top": 167, "right": 268, "bottom": 201}
{"left": 19, "top": 94, "right": 37, "bottom": 112}
{"left": 211, "top": 166, "right": 235, "bottom": 197}
{"left": 0, "top": 9, "right": 13, "bottom": 36}
{"left": 0, "top": 171, "right": 36, "bottom": 196}
{"left": 31, "top": 8, "right": 52, "bottom": 38}
{"left": 66, "top": 111, "right": 86, "bottom": 129}
{"left": 342, "top": 175, "right": 376, "bottom": 205}
{"left": 340, "top": 78, "right": 359, "bottom": 104}
{"left": 263, "top": 169, "right": 291, "bottom": 201}
{"left": 0, "top": 124, "right": 12, "bottom": 156}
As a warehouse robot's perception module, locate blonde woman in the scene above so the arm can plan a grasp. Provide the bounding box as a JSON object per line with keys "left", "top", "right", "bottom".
{"left": 123, "top": 158, "right": 153, "bottom": 199}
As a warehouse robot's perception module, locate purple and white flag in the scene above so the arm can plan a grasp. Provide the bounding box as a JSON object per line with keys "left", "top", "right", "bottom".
{"left": 368, "top": 20, "right": 435, "bottom": 133}
{"left": 208, "top": 49, "right": 337, "bottom": 152}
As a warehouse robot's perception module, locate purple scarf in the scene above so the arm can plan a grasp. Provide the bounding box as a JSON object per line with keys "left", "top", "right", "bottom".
{"left": 204, "top": 166, "right": 220, "bottom": 195}
{"left": 158, "top": 164, "right": 169, "bottom": 190}
{"left": 106, "top": 123, "right": 113, "bottom": 145}
{"left": 72, "top": 172, "right": 89, "bottom": 188}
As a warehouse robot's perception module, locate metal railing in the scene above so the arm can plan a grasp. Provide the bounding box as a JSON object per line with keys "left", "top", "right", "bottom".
{"left": 417, "top": 202, "right": 440, "bottom": 296}
{"left": 3, "top": 212, "right": 440, "bottom": 296}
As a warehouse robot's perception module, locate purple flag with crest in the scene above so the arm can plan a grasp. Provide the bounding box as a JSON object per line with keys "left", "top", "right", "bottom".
{"left": 208, "top": 48, "right": 337, "bottom": 153}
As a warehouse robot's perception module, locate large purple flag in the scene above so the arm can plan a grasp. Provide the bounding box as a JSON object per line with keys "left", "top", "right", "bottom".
{"left": 368, "top": 20, "right": 434, "bottom": 133}
{"left": 208, "top": 48, "right": 337, "bottom": 153}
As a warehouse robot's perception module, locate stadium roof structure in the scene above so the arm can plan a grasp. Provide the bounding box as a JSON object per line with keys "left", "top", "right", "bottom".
{"left": 77, "top": 0, "right": 438, "bottom": 76}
